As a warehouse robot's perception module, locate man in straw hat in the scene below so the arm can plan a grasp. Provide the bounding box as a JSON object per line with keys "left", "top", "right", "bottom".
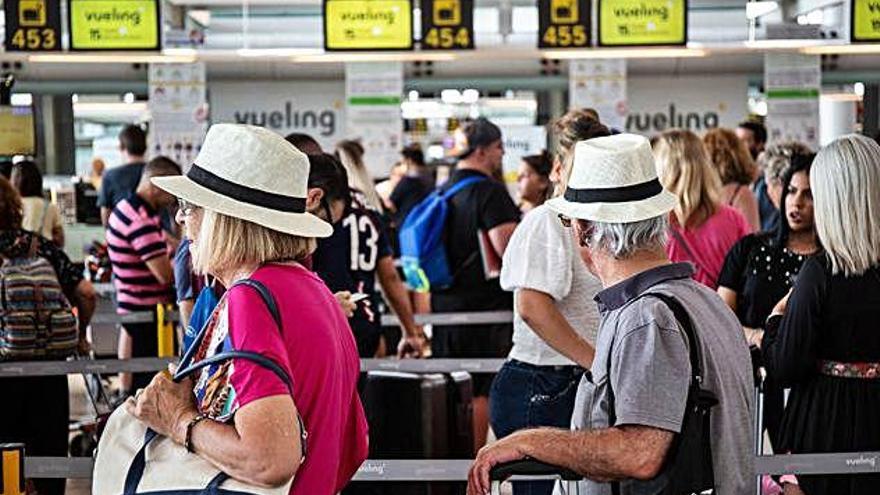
{"left": 467, "top": 134, "right": 754, "bottom": 495}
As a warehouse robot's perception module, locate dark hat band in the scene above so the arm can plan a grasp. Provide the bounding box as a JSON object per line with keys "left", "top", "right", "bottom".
{"left": 187, "top": 164, "right": 306, "bottom": 213}
{"left": 564, "top": 178, "right": 663, "bottom": 204}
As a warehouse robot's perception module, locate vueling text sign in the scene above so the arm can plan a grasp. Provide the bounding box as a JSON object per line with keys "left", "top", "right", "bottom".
{"left": 598, "top": 0, "right": 687, "bottom": 46}
{"left": 324, "top": 0, "right": 413, "bottom": 50}
{"left": 852, "top": 0, "right": 880, "bottom": 41}
{"left": 69, "top": 0, "right": 160, "bottom": 50}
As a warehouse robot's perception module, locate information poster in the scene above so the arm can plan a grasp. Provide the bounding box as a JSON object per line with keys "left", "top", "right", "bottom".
{"left": 324, "top": 0, "right": 413, "bottom": 50}
{"left": 0, "top": 106, "right": 35, "bottom": 155}
{"left": 851, "top": 0, "right": 880, "bottom": 41}
{"left": 420, "top": 0, "right": 474, "bottom": 50}
{"left": 345, "top": 62, "right": 404, "bottom": 178}
{"left": 4, "top": 0, "right": 62, "bottom": 51}
{"left": 500, "top": 126, "right": 548, "bottom": 199}
{"left": 598, "top": 0, "right": 687, "bottom": 46}
{"left": 538, "top": 0, "right": 590, "bottom": 49}
{"left": 149, "top": 63, "right": 208, "bottom": 166}
{"left": 764, "top": 53, "right": 820, "bottom": 150}
{"left": 569, "top": 60, "right": 627, "bottom": 130}
{"left": 69, "top": 0, "right": 160, "bottom": 50}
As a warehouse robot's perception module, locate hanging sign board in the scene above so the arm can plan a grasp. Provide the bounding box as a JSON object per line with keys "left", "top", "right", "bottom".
{"left": 4, "top": 0, "right": 62, "bottom": 51}
{"left": 69, "top": 0, "right": 161, "bottom": 50}
{"left": 420, "top": 0, "right": 474, "bottom": 50}
{"left": 598, "top": 0, "right": 687, "bottom": 46}
{"left": 851, "top": 0, "right": 880, "bottom": 42}
{"left": 324, "top": 0, "right": 413, "bottom": 51}
{"left": 538, "top": 0, "right": 590, "bottom": 49}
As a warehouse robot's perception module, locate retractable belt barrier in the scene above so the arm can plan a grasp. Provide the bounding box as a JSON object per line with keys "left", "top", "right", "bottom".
{"left": 0, "top": 358, "right": 506, "bottom": 377}
{"left": 20, "top": 454, "right": 880, "bottom": 480}
{"left": 90, "top": 310, "right": 515, "bottom": 327}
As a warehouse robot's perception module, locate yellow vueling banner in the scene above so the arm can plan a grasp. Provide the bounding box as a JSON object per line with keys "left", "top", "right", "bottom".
{"left": 69, "top": 0, "right": 160, "bottom": 50}
{"left": 852, "top": 0, "right": 880, "bottom": 41}
{"left": 324, "top": 0, "right": 413, "bottom": 50}
{"left": 598, "top": 0, "right": 687, "bottom": 46}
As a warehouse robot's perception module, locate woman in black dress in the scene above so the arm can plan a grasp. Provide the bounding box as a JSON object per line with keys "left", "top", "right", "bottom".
{"left": 763, "top": 134, "right": 880, "bottom": 495}
{"left": 718, "top": 151, "right": 818, "bottom": 449}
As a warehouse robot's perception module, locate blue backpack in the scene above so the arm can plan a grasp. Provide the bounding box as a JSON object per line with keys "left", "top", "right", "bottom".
{"left": 399, "top": 175, "right": 486, "bottom": 292}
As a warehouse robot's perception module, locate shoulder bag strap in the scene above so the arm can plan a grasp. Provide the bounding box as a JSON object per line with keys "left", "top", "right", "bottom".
{"left": 607, "top": 292, "right": 704, "bottom": 495}
{"left": 669, "top": 226, "right": 717, "bottom": 284}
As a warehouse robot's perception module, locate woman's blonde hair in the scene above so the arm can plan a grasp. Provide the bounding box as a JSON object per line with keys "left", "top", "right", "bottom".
{"left": 811, "top": 134, "right": 880, "bottom": 276}
{"left": 551, "top": 109, "right": 611, "bottom": 195}
{"left": 191, "top": 209, "right": 316, "bottom": 275}
{"left": 336, "top": 140, "right": 383, "bottom": 211}
{"left": 703, "top": 127, "right": 757, "bottom": 185}
{"left": 653, "top": 129, "right": 722, "bottom": 229}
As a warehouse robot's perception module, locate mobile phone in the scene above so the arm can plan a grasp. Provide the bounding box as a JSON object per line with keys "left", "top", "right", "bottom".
{"left": 349, "top": 293, "right": 369, "bottom": 303}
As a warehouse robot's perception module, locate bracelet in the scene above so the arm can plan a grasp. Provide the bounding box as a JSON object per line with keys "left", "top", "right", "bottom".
{"left": 185, "top": 414, "right": 208, "bottom": 453}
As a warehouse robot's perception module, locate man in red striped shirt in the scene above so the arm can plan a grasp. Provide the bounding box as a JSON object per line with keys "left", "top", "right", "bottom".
{"left": 106, "top": 157, "right": 180, "bottom": 393}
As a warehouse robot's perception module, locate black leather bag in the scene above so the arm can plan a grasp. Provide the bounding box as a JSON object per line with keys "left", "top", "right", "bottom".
{"left": 610, "top": 293, "right": 718, "bottom": 495}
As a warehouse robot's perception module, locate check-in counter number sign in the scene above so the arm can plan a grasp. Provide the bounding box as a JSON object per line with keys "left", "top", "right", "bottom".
{"left": 538, "top": 0, "right": 590, "bottom": 48}
{"left": 421, "top": 0, "right": 474, "bottom": 49}
{"left": 4, "top": 0, "right": 61, "bottom": 51}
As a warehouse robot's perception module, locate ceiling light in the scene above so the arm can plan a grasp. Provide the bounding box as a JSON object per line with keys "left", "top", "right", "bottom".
{"left": 542, "top": 47, "right": 708, "bottom": 59}
{"left": 801, "top": 44, "right": 880, "bottom": 54}
{"left": 29, "top": 53, "right": 197, "bottom": 64}
{"left": 855, "top": 82, "right": 865, "bottom": 97}
{"left": 291, "top": 52, "right": 457, "bottom": 63}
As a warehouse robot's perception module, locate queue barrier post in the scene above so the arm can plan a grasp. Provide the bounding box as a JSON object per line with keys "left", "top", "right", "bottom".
{"left": 156, "top": 304, "right": 175, "bottom": 358}
{"left": 0, "top": 444, "right": 25, "bottom": 495}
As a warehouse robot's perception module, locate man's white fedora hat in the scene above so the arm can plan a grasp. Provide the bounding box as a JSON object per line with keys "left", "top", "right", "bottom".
{"left": 547, "top": 133, "right": 677, "bottom": 223}
{"left": 152, "top": 123, "right": 333, "bottom": 238}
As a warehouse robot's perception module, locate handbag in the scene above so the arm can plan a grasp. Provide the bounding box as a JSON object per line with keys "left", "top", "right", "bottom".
{"left": 93, "top": 279, "right": 306, "bottom": 495}
{"left": 610, "top": 293, "right": 718, "bottom": 495}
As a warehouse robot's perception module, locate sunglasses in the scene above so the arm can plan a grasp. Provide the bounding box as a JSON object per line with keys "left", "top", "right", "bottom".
{"left": 177, "top": 198, "right": 199, "bottom": 217}
{"left": 557, "top": 213, "right": 572, "bottom": 228}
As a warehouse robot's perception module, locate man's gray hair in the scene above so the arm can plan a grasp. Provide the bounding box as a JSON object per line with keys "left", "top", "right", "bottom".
{"left": 580, "top": 215, "right": 669, "bottom": 259}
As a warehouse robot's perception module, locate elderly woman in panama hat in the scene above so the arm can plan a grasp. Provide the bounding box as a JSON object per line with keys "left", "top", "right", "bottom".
{"left": 125, "top": 124, "right": 368, "bottom": 495}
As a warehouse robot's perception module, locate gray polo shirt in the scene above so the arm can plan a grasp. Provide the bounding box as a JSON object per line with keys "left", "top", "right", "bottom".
{"left": 567, "top": 263, "right": 754, "bottom": 495}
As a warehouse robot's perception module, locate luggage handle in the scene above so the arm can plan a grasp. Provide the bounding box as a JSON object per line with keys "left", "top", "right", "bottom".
{"left": 490, "top": 459, "right": 581, "bottom": 481}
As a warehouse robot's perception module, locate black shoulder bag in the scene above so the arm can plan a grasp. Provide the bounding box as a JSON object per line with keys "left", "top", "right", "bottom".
{"left": 609, "top": 292, "right": 718, "bottom": 495}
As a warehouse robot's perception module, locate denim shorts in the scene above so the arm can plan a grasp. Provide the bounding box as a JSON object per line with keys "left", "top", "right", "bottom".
{"left": 489, "top": 359, "right": 585, "bottom": 495}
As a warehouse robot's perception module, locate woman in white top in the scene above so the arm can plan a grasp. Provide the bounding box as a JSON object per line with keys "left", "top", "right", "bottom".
{"left": 488, "top": 110, "right": 608, "bottom": 495}
{"left": 11, "top": 161, "right": 64, "bottom": 247}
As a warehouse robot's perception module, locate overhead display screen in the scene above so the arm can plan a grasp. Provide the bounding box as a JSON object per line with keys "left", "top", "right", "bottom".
{"left": 538, "top": 0, "right": 590, "bottom": 49}
{"left": 852, "top": 0, "right": 880, "bottom": 41}
{"left": 324, "top": 0, "right": 413, "bottom": 51}
{"left": 420, "top": 0, "right": 474, "bottom": 50}
{"left": 4, "top": 0, "right": 62, "bottom": 51}
{"left": 69, "top": 0, "right": 161, "bottom": 50}
{"left": 598, "top": 0, "right": 687, "bottom": 46}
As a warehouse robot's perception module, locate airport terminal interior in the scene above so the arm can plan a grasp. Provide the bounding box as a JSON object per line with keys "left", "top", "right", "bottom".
{"left": 1, "top": 0, "right": 880, "bottom": 493}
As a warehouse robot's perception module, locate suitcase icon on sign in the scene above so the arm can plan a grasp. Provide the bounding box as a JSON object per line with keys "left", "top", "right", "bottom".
{"left": 550, "top": 0, "right": 578, "bottom": 24}
{"left": 433, "top": 0, "right": 461, "bottom": 26}
{"left": 19, "top": 0, "right": 47, "bottom": 26}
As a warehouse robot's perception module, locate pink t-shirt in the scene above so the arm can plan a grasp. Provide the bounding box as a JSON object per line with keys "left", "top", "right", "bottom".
{"left": 226, "top": 264, "right": 368, "bottom": 495}
{"left": 667, "top": 205, "right": 752, "bottom": 289}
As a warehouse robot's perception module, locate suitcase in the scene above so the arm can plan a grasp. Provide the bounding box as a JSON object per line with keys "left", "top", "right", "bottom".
{"left": 345, "top": 370, "right": 474, "bottom": 495}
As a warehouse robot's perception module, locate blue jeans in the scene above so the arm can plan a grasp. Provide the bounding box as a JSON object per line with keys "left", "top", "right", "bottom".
{"left": 490, "top": 359, "right": 585, "bottom": 495}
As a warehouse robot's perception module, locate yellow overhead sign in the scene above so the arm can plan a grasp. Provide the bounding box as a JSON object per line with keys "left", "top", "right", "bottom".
{"left": 599, "top": 0, "right": 687, "bottom": 46}
{"left": 324, "top": 0, "right": 413, "bottom": 50}
{"left": 69, "top": 0, "right": 160, "bottom": 50}
{"left": 852, "top": 0, "right": 880, "bottom": 41}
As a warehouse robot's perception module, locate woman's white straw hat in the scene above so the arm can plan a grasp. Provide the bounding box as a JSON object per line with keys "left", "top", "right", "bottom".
{"left": 547, "top": 133, "right": 677, "bottom": 224}
{"left": 152, "top": 124, "right": 333, "bottom": 238}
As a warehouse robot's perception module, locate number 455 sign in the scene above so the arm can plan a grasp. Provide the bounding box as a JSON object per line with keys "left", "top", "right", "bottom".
{"left": 538, "top": 0, "right": 591, "bottom": 48}
{"left": 4, "top": 0, "right": 62, "bottom": 51}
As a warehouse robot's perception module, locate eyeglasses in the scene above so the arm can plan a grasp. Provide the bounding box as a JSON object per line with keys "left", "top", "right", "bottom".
{"left": 177, "top": 198, "right": 198, "bottom": 217}
{"left": 557, "top": 213, "right": 572, "bottom": 228}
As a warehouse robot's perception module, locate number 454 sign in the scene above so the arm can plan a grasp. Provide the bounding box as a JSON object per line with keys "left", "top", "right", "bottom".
{"left": 421, "top": 0, "right": 475, "bottom": 50}
{"left": 4, "top": 0, "right": 62, "bottom": 51}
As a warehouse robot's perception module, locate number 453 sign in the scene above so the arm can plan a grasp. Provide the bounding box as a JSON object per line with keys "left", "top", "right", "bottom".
{"left": 4, "top": 0, "right": 62, "bottom": 51}
{"left": 538, "top": 0, "right": 590, "bottom": 48}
